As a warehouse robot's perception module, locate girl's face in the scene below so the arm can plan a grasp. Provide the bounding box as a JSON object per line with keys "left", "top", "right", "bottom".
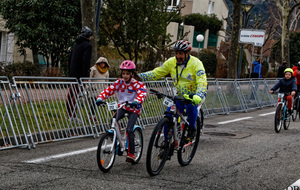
{"left": 285, "top": 72, "right": 292, "bottom": 79}
{"left": 99, "top": 62, "right": 106, "bottom": 68}
{"left": 121, "top": 70, "right": 132, "bottom": 83}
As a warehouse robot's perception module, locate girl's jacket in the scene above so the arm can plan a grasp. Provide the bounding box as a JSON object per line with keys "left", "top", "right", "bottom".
{"left": 271, "top": 77, "right": 297, "bottom": 93}
{"left": 139, "top": 55, "right": 207, "bottom": 99}
{"left": 97, "top": 78, "right": 147, "bottom": 115}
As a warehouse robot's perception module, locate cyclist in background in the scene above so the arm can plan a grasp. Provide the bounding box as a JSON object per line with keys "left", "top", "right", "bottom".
{"left": 96, "top": 60, "right": 147, "bottom": 162}
{"left": 293, "top": 62, "right": 300, "bottom": 92}
{"left": 139, "top": 40, "right": 207, "bottom": 140}
{"left": 269, "top": 68, "right": 297, "bottom": 115}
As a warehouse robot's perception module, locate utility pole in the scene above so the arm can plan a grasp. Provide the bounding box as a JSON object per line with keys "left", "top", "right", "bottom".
{"left": 81, "top": 0, "right": 97, "bottom": 65}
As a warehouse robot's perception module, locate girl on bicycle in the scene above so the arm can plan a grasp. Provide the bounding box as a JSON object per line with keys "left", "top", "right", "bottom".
{"left": 96, "top": 60, "right": 147, "bottom": 162}
{"left": 270, "top": 68, "right": 297, "bottom": 115}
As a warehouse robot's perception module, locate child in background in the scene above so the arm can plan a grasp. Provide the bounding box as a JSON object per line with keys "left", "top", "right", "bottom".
{"left": 269, "top": 68, "right": 297, "bottom": 115}
{"left": 96, "top": 60, "right": 147, "bottom": 162}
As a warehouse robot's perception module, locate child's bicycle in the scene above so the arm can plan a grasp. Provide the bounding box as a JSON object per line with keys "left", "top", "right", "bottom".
{"left": 274, "top": 92, "right": 291, "bottom": 133}
{"left": 96, "top": 101, "right": 143, "bottom": 173}
{"left": 146, "top": 89, "right": 203, "bottom": 176}
{"left": 292, "top": 90, "right": 300, "bottom": 121}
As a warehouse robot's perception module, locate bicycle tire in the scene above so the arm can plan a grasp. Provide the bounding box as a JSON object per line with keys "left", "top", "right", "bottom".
{"left": 132, "top": 128, "right": 143, "bottom": 164}
{"left": 146, "top": 118, "right": 171, "bottom": 176}
{"left": 284, "top": 108, "right": 291, "bottom": 130}
{"left": 274, "top": 104, "right": 282, "bottom": 133}
{"left": 177, "top": 114, "right": 201, "bottom": 166}
{"left": 97, "top": 133, "right": 116, "bottom": 173}
{"left": 292, "top": 97, "right": 298, "bottom": 121}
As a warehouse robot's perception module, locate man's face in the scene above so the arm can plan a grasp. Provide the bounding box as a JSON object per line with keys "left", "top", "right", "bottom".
{"left": 175, "top": 51, "right": 188, "bottom": 64}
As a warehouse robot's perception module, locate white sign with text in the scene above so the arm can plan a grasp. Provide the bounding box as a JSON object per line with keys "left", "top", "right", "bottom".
{"left": 239, "top": 29, "right": 266, "bottom": 47}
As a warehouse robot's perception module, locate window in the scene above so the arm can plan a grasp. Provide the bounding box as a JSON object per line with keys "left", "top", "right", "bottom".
{"left": 208, "top": 1, "right": 214, "bottom": 14}
{"left": 167, "top": 0, "right": 179, "bottom": 10}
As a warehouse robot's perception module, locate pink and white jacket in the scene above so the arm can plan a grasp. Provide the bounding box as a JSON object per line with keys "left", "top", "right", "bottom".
{"left": 97, "top": 78, "right": 147, "bottom": 115}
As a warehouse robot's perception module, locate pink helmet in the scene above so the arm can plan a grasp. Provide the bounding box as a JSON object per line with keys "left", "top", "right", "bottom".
{"left": 120, "top": 60, "right": 136, "bottom": 70}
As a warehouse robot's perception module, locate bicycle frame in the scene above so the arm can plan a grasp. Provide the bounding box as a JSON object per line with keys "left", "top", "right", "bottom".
{"left": 277, "top": 93, "right": 287, "bottom": 119}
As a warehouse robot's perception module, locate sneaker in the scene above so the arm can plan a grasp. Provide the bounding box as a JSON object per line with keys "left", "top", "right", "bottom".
{"left": 126, "top": 153, "right": 136, "bottom": 162}
{"left": 186, "top": 126, "right": 196, "bottom": 141}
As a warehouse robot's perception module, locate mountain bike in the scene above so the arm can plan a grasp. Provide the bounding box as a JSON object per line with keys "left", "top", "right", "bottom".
{"left": 292, "top": 90, "right": 300, "bottom": 121}
{"left": 96, "top": 102, "right": 143, "bottom": 173}
{"left": 146, "top": 89, "right": 203, "bottom": 176}
{"left": 274, "top": 92, "right": 291, "bottom": 133}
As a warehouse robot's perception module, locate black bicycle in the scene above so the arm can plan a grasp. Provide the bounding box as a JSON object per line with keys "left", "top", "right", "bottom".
{"left": 146, "top": 89, "right": 203, "bottom": 176}
{"left": 292, "top": 91, "right": 300, "bottom": 121}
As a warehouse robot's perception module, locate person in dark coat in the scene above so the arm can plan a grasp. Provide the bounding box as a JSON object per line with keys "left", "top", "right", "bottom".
{"left": 270, "top": 68, "right": 297, "bottom": 115}
{"left": 277, "top": 61, "right": 287, "bottom": 78}
{"left": 66, "top": 26, "right": 93, "bottom": 122}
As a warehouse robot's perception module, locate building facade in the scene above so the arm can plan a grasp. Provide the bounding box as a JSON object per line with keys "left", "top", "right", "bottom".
{"left": 167, "top": 0, "right": 229, "bottom": 51}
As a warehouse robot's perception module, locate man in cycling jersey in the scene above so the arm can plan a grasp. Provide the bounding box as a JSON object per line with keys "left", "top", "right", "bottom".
{"left": 139, "top": 40, "right": 207, "bottom": 139}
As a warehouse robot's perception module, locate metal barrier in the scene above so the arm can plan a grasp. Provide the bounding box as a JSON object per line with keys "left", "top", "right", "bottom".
{"left": 0, "top": 76, "right": 279, "bottom": 150}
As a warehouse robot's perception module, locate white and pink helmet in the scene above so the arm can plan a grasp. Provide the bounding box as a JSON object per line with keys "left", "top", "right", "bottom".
{"left": 120, "top": 60, "right": 136, "bottom": 70}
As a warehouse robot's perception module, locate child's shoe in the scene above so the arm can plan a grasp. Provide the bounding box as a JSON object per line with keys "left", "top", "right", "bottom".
{"left": 126, "top": 153, "right": 136, "bottom": 163}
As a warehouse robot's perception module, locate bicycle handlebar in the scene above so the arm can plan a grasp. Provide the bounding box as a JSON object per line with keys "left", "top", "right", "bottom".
{"left": 98, "top": 101, "right": 138, "bottom": 108}
{"left": 150, "top": 89, "right": 192, "bottom": 104}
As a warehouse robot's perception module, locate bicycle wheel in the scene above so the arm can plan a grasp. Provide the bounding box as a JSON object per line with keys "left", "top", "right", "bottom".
{"left": 132, "top": 128, "right": 143, "bottom": 164}
{"left": 146, "top": 118, "right": 171, "bottom": 176}
{"left": 97, "top": 133, "right": 116, "bottom": 173}
{"left": 274, "top": 104, "right": 283, "bottom": 133}
{"left": 284, "top": 108, "right": 291, "bottom": 130}
{"left": 292, "top": 97, "right": 298, "bottom": 121}
{"left": 177, "top": 115, "right": 201, "bottom": 166}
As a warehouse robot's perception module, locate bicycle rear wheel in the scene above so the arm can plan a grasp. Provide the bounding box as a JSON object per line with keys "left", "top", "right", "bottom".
{"left": 177, "top": 115, "right": 201, "bottom": 166}
{"left": 274, "top": 104, "right": 283, "bottom": 133}
{"left": 132, "top": 128, "right": 143, "bottom": 164}
{"left": 146, "top": 118, "right": 171, "bottom": 176}
{"left": 292, "top": 98, "right": 299, "bottom": 121}
{"left": 97, "top": 133, "right": 116, "bottom": 173}
{"left": 284, "top": 108, "right": 291, "bottom": 130}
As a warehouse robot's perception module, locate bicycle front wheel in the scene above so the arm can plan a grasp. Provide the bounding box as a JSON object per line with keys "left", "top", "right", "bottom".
{"left": 97, "top": 133, "right": 116, "bottom": 173}
{"left": 274, "top": 104, "right": 283, "bottom": 133}
{"left": 146, "top": 118, "right": 171, "bottom": 176}
{"left": 177, "top": 115, "right": 201, "bottom": 166}
{"left": 132, "top": 128, "right": 143, "bottom": 164}
{"left": 292, "top": 98, "right": 298, "bottom": 121}
{"left": 284, "top": 109, "right": 291, "bottom": 130}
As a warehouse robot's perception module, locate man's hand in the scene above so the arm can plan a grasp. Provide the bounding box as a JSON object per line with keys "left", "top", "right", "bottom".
{"left": 183, "top": 94, "right": 202, "bottom": 105}
{"left": 292, "top": 91, "right": 296, "bottom": 96}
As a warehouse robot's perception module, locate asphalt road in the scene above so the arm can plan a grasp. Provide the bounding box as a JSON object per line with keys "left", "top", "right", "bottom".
{"left": 1, "top": 106, "right": 300, "bottom": 190}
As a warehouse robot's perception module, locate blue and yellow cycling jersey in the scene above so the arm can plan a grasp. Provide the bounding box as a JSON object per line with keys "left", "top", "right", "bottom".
{"left": 139, "top": 55, "right": 207, "bottom": 99}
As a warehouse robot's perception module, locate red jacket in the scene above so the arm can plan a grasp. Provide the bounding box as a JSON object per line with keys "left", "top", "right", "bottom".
{"left": 293, "top": 68, "right": 300, "bottom": 85}
{"left": 97, "top": 78, "right": 147, "bottom": 115}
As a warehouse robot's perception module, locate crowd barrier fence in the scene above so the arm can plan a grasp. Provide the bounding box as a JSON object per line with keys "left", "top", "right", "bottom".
{"left": 0, "top": 76, "right": 279, "bottom": 151}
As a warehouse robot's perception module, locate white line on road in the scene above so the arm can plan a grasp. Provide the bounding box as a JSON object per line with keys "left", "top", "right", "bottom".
{"left": 259, "top": 112, "right": 275, "bottom": 116}
{"left": 217, "top": 117, "right": 253, "bottom": 124}
{"left": 24, "top": 146, "right": 97, "bottom": 164}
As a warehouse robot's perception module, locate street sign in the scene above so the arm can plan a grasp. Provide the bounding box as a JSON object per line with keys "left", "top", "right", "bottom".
{"left": 239, "top": 29, "right": 266, "bottom": 47}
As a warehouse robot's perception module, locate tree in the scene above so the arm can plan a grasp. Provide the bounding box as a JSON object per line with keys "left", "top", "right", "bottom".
{"left": 290, "top": 32, "right": 300, "bottom": 65}
{"left": 81, "top": 0, "right": 97, "bottom": 65}
{"left": 0, "top": 0, "right": 81, "bottom": 67}
{"left": 275, "top": 0, "right": 300, "bottom": 64}
{"left": 227, "top": 0, "right": 241, "bottom": 78}
{"left": 99, "top": 0, "right": 180, "bottom": 65}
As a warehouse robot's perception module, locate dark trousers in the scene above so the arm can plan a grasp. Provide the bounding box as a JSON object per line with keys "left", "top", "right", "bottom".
{"left": 66, "top": 84, "right": 80, "bottom": 118}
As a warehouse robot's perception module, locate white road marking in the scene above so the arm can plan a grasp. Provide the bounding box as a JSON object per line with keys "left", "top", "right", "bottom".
{"left": 286, "top": 179, "right": 300, "bottom": 189}
{"left": 24, "top": 146, "right": 97, "bottom": 164}
{"left": 217, "top": 117, "right": 253, "bottom": 124}
{"left": 259, "top": 112, "right": 275, "bottom": 116}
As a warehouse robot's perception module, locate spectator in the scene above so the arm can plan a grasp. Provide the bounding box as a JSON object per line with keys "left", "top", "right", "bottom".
{"left": 89, "top": 57, "right": 110, "bottom": 122}
{"left": 66, "top": 26, "right": 93, "bottom": 122}
{"left": 251, "top": 57, "right": 262, "bottom": 78}
{"left": 277, "top": 61, "right": 287, "bottom": 78}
